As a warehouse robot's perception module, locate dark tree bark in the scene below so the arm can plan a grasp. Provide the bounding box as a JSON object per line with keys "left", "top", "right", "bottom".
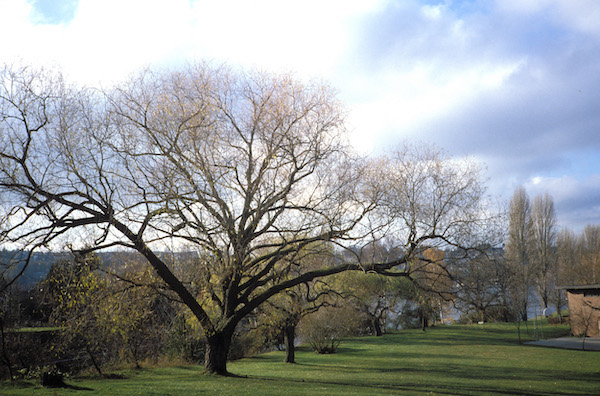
{"left": 420, "top": 309, "right": 429, "bottom": 332}
{"left": 370, "top": 316, "right": 383, "bottom": 337}
{"left": 284, "top": 324, "right": 296, "bottom": 363}
{"left": 204, "top": 330, "right": 234, "bottom": 375}
{"left": 0, "top": 318, "right": 14, "bottom": 380}
{"left": 85, "top": 345, "right": 103, "bottom": 377}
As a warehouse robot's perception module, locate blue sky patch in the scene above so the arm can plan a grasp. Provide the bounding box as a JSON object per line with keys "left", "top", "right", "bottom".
{"left": 31, "top": 0, "right": 79, "bottom": 24}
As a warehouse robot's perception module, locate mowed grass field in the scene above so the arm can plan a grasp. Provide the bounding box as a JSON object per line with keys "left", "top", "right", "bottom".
{"left": 2, "top": 322, "right": 599, "bottom": 395}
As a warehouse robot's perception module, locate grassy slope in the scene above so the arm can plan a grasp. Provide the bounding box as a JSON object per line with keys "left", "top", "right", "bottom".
{"left": 1, "top": 322, "right": 598, "bottom": 395}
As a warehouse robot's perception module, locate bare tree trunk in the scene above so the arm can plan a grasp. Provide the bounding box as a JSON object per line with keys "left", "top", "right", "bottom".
{"left": 521, "top": 300, "right": 528, "bottom": 321}
{"left": 129, "top": 343, "right": 141, "bottom": 369}
{"left": 204, "top": 330, "right": 233, "bottom": 375}
{"left": 555, "top": 297, "right": 564, "bottom": 324}
{"left": 284, "top": 325, "right": 296, "bottom": 363}
{"left": 85, "top": 346, "right": 103, "bottom": 377}
{"left": 421, "top": 308, "right": 429, "bottom": 332}
{"left": 372, "top": 317, "right": 383, "bottom": 337}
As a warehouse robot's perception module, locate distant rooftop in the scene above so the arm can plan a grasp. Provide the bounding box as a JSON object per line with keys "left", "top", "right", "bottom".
{"left": 560, "top": 284, "right": 600, "bottom": 290}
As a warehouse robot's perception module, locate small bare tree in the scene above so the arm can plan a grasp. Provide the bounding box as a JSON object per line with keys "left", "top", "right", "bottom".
{"left": 531, "top": 193, "right": 557, "bottom": 310}
{"left": 453, "top": 248, "right": 507, "bottom": 323}
{"left": 581, "top": 225, "right": 600, "bottom": 284}
{"left": 505, "top": 187, "right": 534, "bottom": 321}
{"left": 256, "top": 242, "right": 340, "bottom": 363}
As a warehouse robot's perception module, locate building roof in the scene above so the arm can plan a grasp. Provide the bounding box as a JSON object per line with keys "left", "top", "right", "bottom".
{"left": 560, "top": 284, "right": 600, "bottom": 291}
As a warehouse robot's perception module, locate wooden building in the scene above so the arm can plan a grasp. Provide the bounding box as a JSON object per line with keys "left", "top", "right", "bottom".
{"left": 563, "top": 284, "right": 600, "bottom": 338}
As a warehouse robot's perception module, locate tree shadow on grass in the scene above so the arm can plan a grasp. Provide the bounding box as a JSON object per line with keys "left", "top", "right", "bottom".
{"left": 329, "top": 346, "right": 367, "bottom": 354}
{"left": 243, "top": 346, "right": 599, "bottom": 396}
{"left": 372, "top": 361, "right": 600, "bottom": 384}
{"left": 390, "top": 329, "right": 521, "bottom": 347}
{"left": 44, "top": 382, "right": 94, "bottom": 391}
{"left": 242, "top": 373, "right": 581, "bottom": 396}
{"left": 245, "top": 364, "right": 596, "bottom": 396}
{"left": 343, "top": 329, "right": 513, "bottom": 349}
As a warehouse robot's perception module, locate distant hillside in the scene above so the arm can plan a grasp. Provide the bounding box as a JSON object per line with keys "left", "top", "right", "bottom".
{"left": 0, "top": 249, "right": 196, "bottom": 288}
{"left": 0, "top": 250, "right": 71, "bottom": 287}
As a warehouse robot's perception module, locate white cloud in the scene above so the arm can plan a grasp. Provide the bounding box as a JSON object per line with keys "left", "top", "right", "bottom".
{"left": 495, "top": 0, "right": 600, "bottom": 38}
{"left": 340, "top": 0, "right": 527, "bottom": 153}
{"left": 421, "top": 4, "right": 443, "bottom": 20}
{"left": 556, "top": 0, "right": 600, "bottom": 38}
{"left": 346, "top": 58, "right": 524, "bottom": 153}
{"left": 494, "top": 0, "right": 549, "bottom": 14}
{"left": 0, "top": 0, "right": 388, "bottom": 85}
{"left": 183, "top": 0, "right": 384, "bottom": 78}
{"left": 524, "top": 174, "right": 600, "bottom": 231}
{"left": 49, "top": 0, "right": 196, "bottom": 85}
{"left": 0, "top": 0, "right": 35, "bottom": 61}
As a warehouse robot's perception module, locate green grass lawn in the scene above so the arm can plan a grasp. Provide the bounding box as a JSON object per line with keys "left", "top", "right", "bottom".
{"left": 2, "top": 322, "right": 598, "bottom": 395}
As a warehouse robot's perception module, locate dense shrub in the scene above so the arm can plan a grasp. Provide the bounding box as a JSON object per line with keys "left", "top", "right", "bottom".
{"left": 0, "top": 329, "right": 60, "bottom": 380}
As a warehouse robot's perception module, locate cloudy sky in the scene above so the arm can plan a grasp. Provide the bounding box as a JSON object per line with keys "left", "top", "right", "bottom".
{"left": 1, "top": 0, "right": 599, "bottom": 232}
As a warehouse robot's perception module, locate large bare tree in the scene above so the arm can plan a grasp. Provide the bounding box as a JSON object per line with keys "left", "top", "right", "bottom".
{"left": 0, "top": 63, "right": 490, "bottom": 374}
